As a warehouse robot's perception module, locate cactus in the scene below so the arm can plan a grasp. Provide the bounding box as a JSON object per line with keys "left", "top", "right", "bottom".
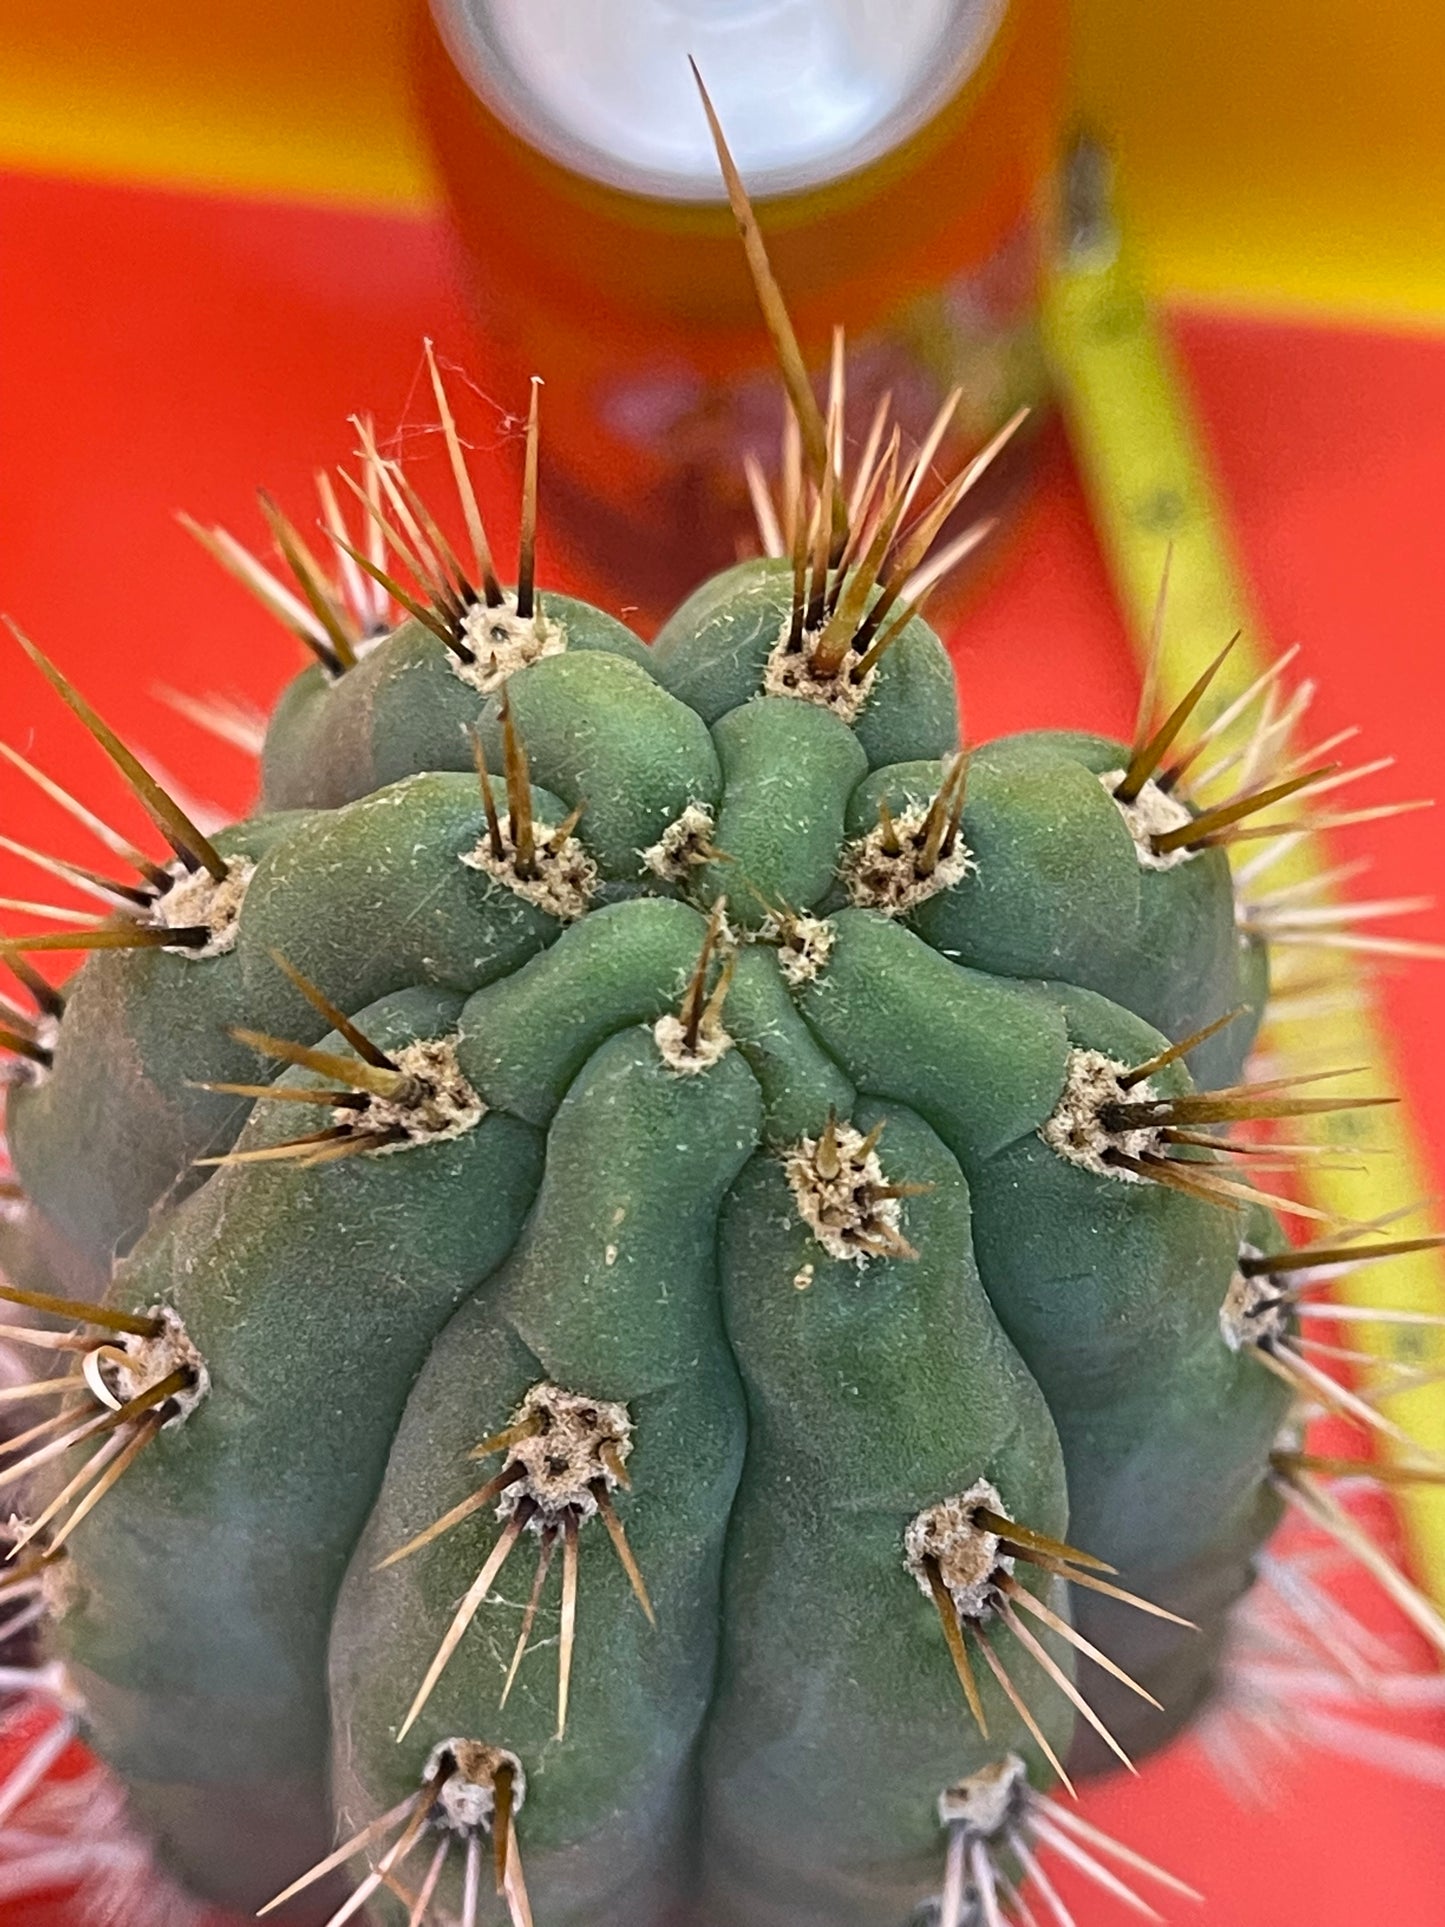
{"left": 2, "top": 105, "right": 1444, "bottom": 1927}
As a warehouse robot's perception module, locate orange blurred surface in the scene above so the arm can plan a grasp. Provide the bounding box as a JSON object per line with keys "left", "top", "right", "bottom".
{"left": 6, "top": 1, "right": 1445, "bottom": 317}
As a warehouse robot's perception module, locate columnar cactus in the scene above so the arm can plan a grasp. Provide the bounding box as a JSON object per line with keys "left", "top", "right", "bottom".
{"left": 1, "top": 118, "right": 1442, "bottom": 1927}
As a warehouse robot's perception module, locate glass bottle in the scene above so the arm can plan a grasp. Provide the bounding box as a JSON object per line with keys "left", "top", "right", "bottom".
{"left": 416, "top": 0, "right": 1068, "bottom": 612}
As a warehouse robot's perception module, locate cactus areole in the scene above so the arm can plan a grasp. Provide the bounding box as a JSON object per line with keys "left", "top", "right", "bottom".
{"left": 2, "top": 110, "right": 1439, "bottom": 1927}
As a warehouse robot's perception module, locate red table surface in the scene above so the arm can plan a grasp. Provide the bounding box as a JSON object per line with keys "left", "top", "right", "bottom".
{"left": 0, "top": 169, "right": 1443, "bottom": 1925}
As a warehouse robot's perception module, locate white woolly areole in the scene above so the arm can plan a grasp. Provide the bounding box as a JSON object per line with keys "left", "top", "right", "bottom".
{"left": 641, "top": 802, "right": 717, "bottom": 881}
{"left": 337, "top": 1034, "right": 486, "bottom": 1152}
{"left": 423, "top": 1738, "right": 527, "bottom": 1834}
{"left": 86, "top": 1305, "right": 209, "bottom": 1427}
{"left": 1220, "top": 1249, "right": 1291, "bottom": 1353}
{"left": 783, "top": 1122, "right": 911, "bottom": 1265}
{"left": 453, "top": 595, "right": 567, "bottom": 694}
{"left": 937, "top": 1753, "right": 1030, "bottom": 1835}
{"left": 155, "top": 856, "right": 256, "bottom": 958}
{"left": 29, "top": 1013, "right": 60, "bottom": 1058}
{"left": 653, "top": 1008, "right": 733, "bottom": 1076}
{"left": 768, "top": 913, "right": 836, "bottom": 987}
{"left": 495, "top": 1381, "right": 633, "bottom": 1529}
{"left": 905, "top": 1479, "right": 1013, "bottom": 1621}
{"left": 763, "top": 616, "right": 876, "bottom": 722}
{"left": 0, "top": 1010, "right": 58, "bottom": 1090}
{"left": 840, "top": 805, "right": 976, "bottom": 916}
{"left": 461, "top": 822, "right": 597, "bottom": 921}
{"left": 1039, "top": 1048, "right": 1164, "bottom": 1180}
{"left": 1100, "top": 769, "right": 1197, "bottom": 872}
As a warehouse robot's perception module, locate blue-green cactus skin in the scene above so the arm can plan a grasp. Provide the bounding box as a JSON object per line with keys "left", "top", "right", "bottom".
{"left": 54, "top": 989, "right": 543, "bottom": 1909}
{"left": 651, "top": 560, "right": 960, "bottom": 770}
{"left": 13, "top": 562, "right": 1293, "bottom": 1926}
{"left": 702, "top": 1098, "right": 1071, "bottom": 1927}
{"left": 260, "top": 600, "right": 650, "bottom": 812}
{"left": 332, "top": 1028, "right": 761, "bottom": 1927}
{"left": 472, "top": 652, "right": 723, "bottom": 884}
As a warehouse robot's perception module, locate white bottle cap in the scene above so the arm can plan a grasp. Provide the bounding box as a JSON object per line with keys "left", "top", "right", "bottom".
{"left": 434, "top": 0, "right": 1004, "bottom": 202}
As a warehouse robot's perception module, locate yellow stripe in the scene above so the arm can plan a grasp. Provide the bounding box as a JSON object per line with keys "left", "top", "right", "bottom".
{"left": 1071, "top": 1, "right": 1445, "bottom": 325}
{"left": 1042, "top": 188, "right": 1445, "bottom": 1600}
{"left": 0, "top": 89, "right": 434, "bottom": 213}
{"left": 0, "top": 6, "right": 435, "bottom": 213}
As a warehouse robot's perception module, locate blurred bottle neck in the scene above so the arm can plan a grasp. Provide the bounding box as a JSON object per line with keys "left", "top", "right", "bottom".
{"left": 433, "top": 0, "right": 1006, "bottom": 201}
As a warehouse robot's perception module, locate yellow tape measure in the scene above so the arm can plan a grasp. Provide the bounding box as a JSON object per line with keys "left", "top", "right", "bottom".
{"left": 1041, "top": 137, "right": 1445, "bottom": 1600}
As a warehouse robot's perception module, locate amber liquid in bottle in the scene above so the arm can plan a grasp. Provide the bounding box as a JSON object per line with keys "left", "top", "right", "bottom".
{"left": 417, "top": 0, "right": 1067, "bottom": 615}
